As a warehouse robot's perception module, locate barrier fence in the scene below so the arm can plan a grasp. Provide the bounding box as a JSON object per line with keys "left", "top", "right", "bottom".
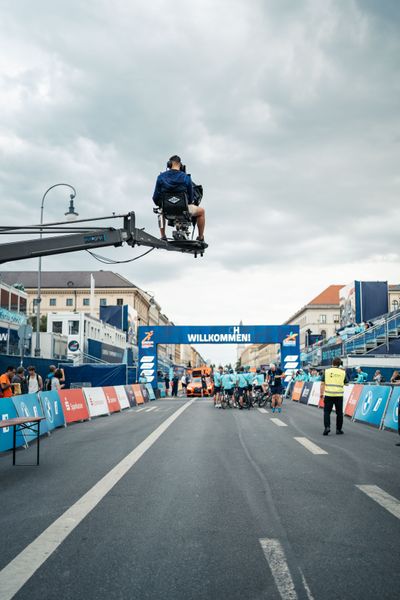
{"left": 289, "top": 381, "right": 399, "bottom": 433}
{"left": 0, "top": 382, "right": 156, "bottom": 454}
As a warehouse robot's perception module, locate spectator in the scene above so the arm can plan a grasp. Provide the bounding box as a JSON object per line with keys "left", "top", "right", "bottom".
{"left": 354, "top": 367, "right": 368, "bottom": 383}
{"left": 309, "top": 368, "right": 322, "bottom": 382}
{"left": 181, "top": 373, "right": 187, "bottom": 395}
{"left": 51, "top": 369, "right": 64, "bottom": 391}
{"left": 139, "top": 371, "right": 148, "bottom": 384}
{"left": 0, "top": 366, "right": 16, "bottom": 398}
{"left": 26, "top": 366, "right": 43, "bottom": 394}
{"left": 373, "top": 370, "right": 385, "bottom": 385}
{"left": 12, "top": 366, "right": 28, "bottom": 395}
{"left": 171, "top": 371, "right": 179, "bottom": 397}
{"left": 164, "top": 373, "right": 170, "bottom": 397}
{"left": 390, "top": 370, "right": 400, "bottom": 385}
{"left": 45, "top": 365, "right": 56, "bottom": 391}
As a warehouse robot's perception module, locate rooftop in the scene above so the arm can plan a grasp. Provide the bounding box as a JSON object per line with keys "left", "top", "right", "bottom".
{"left": 309, "top": 285, "right": 343, "bottom": 306}
{"left": 0, "top": 271, "right": 136, "bottom": 289}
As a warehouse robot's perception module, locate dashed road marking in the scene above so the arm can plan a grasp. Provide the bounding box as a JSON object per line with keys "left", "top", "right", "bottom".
{"left": 145, "top": 407, "right": 157, "bottom": 412}
{"left": 257, "top": 408, "right": 269, "bottom": 414}
{"left": 356, "top": 485, "right": 400, "bottom": 520}
{"left": 0, "top": 400, "right": 194, "bottom": 600}
{"left": 270, "top": 418, "right": 287, "bottom": 427}
{"left": 259, "top": 538, "right": 297, "bottom": 599}
{"left": 294, "top": 437, "right": 328, "bottom": 455}
{"left": 136, "top": 407, "right": 146, "bottom": 412}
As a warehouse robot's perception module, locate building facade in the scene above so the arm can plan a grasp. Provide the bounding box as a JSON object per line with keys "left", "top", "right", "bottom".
{"left": 0, "top": 280, "right": 27, "bottom": 356}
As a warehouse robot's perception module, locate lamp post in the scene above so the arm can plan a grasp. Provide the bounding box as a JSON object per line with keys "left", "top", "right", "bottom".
{"left": 35, "top": 183, "right": 78, "bottom": 357}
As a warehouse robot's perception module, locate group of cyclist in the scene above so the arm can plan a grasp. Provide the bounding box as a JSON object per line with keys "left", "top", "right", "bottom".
{"left": 212, "top": 364, "right": 285, "bottom": 412}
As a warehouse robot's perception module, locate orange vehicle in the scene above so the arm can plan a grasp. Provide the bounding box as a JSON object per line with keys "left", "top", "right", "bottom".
{"left": 191, "top": 366, "right": 212, "bottom": 378}
{"left": 187, "top": 375, "right": 214, "bottom": 397}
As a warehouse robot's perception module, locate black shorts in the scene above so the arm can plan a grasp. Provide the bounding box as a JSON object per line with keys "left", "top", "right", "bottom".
{"left": 238, "top": 387, "right": 247, "bottom": 396}
{"left": 254, "top": 385, "right": 263, "bottom": 392}
{"left": 247, "top": 384, "right": 252, "bottom": 391}
{"left": 214, "top": 386, "right": 221, "bottom": 393}
{"left": 224, "top": 388, "right": 233, "bottom": 396}
{"left": 270, "top": 388, "right": 283, "bottom": 396}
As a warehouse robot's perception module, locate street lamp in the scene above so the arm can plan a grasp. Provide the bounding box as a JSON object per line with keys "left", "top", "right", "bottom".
{"left": 35, "top": 183, "right": 78, "bottom": 357}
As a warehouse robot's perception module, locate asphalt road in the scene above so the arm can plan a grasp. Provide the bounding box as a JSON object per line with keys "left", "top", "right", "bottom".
{"left": 0, "top": 398, "right": 399, "bottom": 600}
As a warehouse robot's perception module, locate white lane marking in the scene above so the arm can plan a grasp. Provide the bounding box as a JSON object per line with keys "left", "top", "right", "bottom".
{"left": 0, "top": 400, "right": 194, "bottom": 600}
{"left": 356, "top": 485, "right": 400, "bottom": 520}
{"left": 270, "top": 418, "right": 287, "bottom": 427}
{"left": 299, "top": 568, "right": 315, "bottom": 600}
{"left": 145, "top": 407, "right": 157, "bottom": 412}
{"left": 257, "top": 408, "right": 269, "bottom": 414}
{"left": 294, "top": 437, "right": 328, "bottom": 456}
{"left": 135, "top": 407, "right": 146, "bottom": 412}
{"left": 259, "top": 538, "right": 297, "bottom": 599}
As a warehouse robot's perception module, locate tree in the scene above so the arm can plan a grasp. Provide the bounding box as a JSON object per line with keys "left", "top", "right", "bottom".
{"left": 28, "top": 315, "right": 47, "bottom": 332}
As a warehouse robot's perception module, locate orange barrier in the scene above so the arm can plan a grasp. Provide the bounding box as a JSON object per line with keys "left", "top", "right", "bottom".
{"left": 58, "top": 389, "right": 90, "bottom": 424}
{"left": 291, "top": 381, "right": 304, "bottom": 401}
{"left": 102, "top": 387, "right": 121, "bottom": 413}
{"left": 132, "top": 384, "right": 145, "bottom": 405}
{"left": 344, "top": 384, "right": 363, "bottom": 417}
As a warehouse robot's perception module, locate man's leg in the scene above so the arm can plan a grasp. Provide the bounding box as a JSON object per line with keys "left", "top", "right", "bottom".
{"left": 275, "top": 393, "right": 282, "bottom": 412}
{"left": 335, "top": 397, "right": 344, "bottom": 432}
{"left": 159, "top": 216, "right": 166, "bottom": 239}
{"left": 324, "top": 397, "right": 334, "bottom": 432}
{"left": 188, "top": 205, "right": 205, "bottom": 239}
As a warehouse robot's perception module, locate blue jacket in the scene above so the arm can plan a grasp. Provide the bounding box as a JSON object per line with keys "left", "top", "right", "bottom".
{"left": 153, "top": 170, "right": 193, "bottom": 206}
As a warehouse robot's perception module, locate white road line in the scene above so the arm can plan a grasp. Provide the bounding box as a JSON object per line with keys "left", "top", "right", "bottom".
{"left": 0, "top": 400, "right": 194, "bottom": 600}
{"left": 259, "top": 538, "right": 297, "bottom": 600}
{"left": 145, "top": 407, "right": 157, "bottom": 412}
{"left": 270, "top": 418, "right": 287, "bottom": 427}
{"left": 135, "top": 407, "right": 146, "bottom": 412}
{"left": 299, "top": 568, "right": 315, "bottom": 600}
{"left": 356, "top": 485, "right": 400, "bottom": 520}
{"left": 294, "top": 437, "right": 328, "bottom": 455}
{"left": 257, "top": 408, "right": 269, "bottom": 414}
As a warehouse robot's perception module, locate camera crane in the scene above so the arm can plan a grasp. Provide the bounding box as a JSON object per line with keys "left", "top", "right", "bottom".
{"left": 0, "top": 212, "right": 208, "bottom": 265}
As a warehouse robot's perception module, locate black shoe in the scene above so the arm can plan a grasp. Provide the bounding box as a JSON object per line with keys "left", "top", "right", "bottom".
{"left": 161, "top": 236, "right": 168, "bottom": 241}
{"left": 323, "top": 428, "right": 330, "bottom": 436}
{"left": 396, "top": 442, "right": 400, "bottom": 446}
{"left": 336, "top": 430, "right": 344, "bottom": 435}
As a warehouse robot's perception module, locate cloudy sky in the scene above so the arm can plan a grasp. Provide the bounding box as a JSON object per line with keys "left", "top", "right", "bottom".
{"left": 1, "top": 0, "right": 399, "bottom": 364}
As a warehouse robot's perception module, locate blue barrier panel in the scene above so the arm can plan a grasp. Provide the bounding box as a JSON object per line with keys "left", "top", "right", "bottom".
{"left": 353, "top": 385, "right": 391, "bottom": 428}
{"left": 12, "top": 393, "right": 49, "bottom": 439}
{"left": 383, "top": 387, "right": 400, "bottom": 431}
{"left": 39, "top": 391, "right": 65, "bottom": 430}
{"left": 0, "top": 398, "right": 27, "bottom": 452}
{"left": 145, "top": 383, "right": 156, "bottom": 401}
{"left": 157, "top": 382, "right": 166, "bottom": 398}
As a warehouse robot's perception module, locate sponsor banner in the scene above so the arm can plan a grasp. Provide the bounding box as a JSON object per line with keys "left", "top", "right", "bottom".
{"left": 12, "top": 393, "right": 49, "bottom": 438}
{"left": 343, "top": 384, "right": 354, "bottom": 413}
{"left": 308, "top": 382, "right": 321, "bottom": 406}
{"left": 344, "top": 384, "right": 363, "bottom": 417}
{"left": 354, "top": 385, "right": 391, "bottom": 428}
{"left": 39, "top": 390, "right": 65, "bottom": 430}
{"left": 140, "top": 384, "right": 150, "bottom": 403}
{"left": 58, "top": 389, "right": 90, "bottom": 424}
{"left": 299, "top": 382, "right": 313, "bottom": 405}
{"left": 383, "top": 387, "right": 400, "bottom": 431}
{"left": 83, "top": 387, "right": 109, "bottom": 418}
{"left": 145, "top": 383, "right": 156, "bottom": 401}
{"left": 0, "top": 397, "right": 27, "bottom": 452}
{"left": 113, "top": 385, "right": 131, "bottom": 410}
{"left": 157, "top": 382, "right": 166, "bottom": 398}
{"left": 132, "top": 384, "right": 145, "bottom": 405}
{"left": 124, "top": 385, "right": 136, "bottom": 407}
{"left": 102, "top": 387, "right": 121, "bottom": 413}
{"left": 291, "top": 381, "right": 304, "bottom": 402}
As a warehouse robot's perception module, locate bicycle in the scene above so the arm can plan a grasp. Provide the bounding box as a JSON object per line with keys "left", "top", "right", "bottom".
{"left": 220, "top": 389, "right": 234, "bottom": 409}
{"left": 255, "top": 387, "right": 272, "bottom": 408}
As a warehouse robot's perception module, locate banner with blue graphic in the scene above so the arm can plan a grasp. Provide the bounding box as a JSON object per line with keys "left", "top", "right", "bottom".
{"left": 353, "top": 385, "right": 391, "bottom": 428}
{"left": 12, "top": 393, "right": 49, "bottom": 438}
{"left": 145, "top": 383, "right": 156, "bottom": 400}
{"left": 138, "top": 324, "right": 300, "bottom": 388}
{"left": 39, "top": 391, "right": 65, "bottom": 430}
{"left": 0, "top": 398, "right": 27, "bottom": 452}
{"left": 383, "top": 387, "right": 400, "bottom": 431}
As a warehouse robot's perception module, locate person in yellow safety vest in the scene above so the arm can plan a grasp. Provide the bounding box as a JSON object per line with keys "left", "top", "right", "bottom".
{"left": 323, "top": 357, "right": 348, "bottom": 436}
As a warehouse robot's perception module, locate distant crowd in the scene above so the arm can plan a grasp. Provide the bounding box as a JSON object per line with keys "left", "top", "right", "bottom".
{"left": 293, "top": 366, "right": 400, "bottom": 385}
{"left": 0, "top": 365, "right": 65, "bottom": 398}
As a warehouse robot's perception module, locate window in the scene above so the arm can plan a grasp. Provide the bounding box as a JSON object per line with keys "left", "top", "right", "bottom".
{"left": 99, "top": 298, "right": 107, "bottom": 306}
{"left": 19, "top": 297, "right": 27, "bottom": 314}
{"left": 66, "top": 298, "right": 73, "bottom": 307}
{"left": 52, "top": 321, "right": 63, "bottom": 334}
{"left": 392, "top": 299, "right": 399, "bottom": 312}
{"left": 116, "top": 298, "right": 123, "bottom": 306}
{"left": 68, "top": 320, "right": 79, "bottom": 335}
{"left": 333, "top": 314, "right": 340, "bottom": 323}
{"left": 83, "top": 298, "right": 90, "bottom": 306}
{"left": 49, "top": 298, "right": 57, "bottom": 307}
{"left": 319, "top": 314, "right": 327, "bottom": 324}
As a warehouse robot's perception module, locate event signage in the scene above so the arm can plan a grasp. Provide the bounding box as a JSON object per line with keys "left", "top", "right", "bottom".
{"left": 344, "top": 384, "right": 363, "bottom": 417}
{"left": 0, "top": 398, "right": 27, "bottom": 452}
{"left": 132, "top": 384, "right": 145, "bottom": 405}
{"left": 124, "top": 385, "right": 136, "bottom": 407}
{"left": 291, "top": 382, "right": 304, "bottom": 402}
{"left": 138, "top": 324, "right": 300, "bottom": 388}
{"left": 308, "top": 382, "right": 321, "bottom": 406}
{"left": 12, "top": 393, "right": 49, "bottom": 437}
{"left": 343, "top": 384, "right": 354, "bottom": 413}
{"left": 58, "top": 389, "right": 90, "bottom": 424}
{"left": 300, "top": 382, "right": 313, "bottom": 405}
{"left": 145, "top": 383, "right": 156, "bottom": 401}
{"left": 113, "top": 385, "right": 131, "bottom": 410}
{"left": 383, "top": 387, "right": 400, "bottom": 431}
{"left": 83, "top": 388, "right": 109, "bottom": 417}
{"left": 39, "top": 390, "right": 65, "bottom": 430}
{"left": 353, "top": 385, "right": 391, "bottom": 427}
{"left": 102, "top": 387, "right": 121, "bottom": 413}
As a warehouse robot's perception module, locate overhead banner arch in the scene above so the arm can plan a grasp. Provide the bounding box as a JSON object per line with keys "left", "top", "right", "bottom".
{"left": 138, "top": 325, "right": 300, "bottom": 388}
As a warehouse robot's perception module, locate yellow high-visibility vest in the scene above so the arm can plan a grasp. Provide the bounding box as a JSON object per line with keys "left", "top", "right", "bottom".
{"left": 324, "top": 367, "right": 346, "bottom": 397}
